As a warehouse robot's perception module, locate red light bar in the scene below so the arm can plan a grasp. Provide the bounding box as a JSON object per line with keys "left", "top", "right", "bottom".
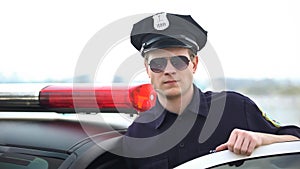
{"left": 39, "top": 84, "right": 156, "bottom": 113}
{"left": 129, "top": 84, "right": 156, "bottom": 112}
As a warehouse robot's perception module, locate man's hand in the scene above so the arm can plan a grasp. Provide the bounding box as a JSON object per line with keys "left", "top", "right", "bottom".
{"left": 215, "top": 129, "right": 262, "bottom": 156}
{"left": 215, "top": 128, "right": 299, "bottom": 156}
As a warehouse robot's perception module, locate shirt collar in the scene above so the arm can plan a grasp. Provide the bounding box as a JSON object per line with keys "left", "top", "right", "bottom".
{"left": 152, "top": 84, "right": 209, "bottom": 129}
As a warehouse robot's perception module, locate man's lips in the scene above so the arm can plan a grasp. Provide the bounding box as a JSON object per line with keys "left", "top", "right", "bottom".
{"left": 163, "top": 80, "right": 179, "bottom": 84}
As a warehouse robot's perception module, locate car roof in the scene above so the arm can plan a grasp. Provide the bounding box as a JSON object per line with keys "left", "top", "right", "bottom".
{"left": 175, "top": 141, "right": 300, "bottom": 169}
{"left": 0, "top": 115, "right": 128, "bottom": 153}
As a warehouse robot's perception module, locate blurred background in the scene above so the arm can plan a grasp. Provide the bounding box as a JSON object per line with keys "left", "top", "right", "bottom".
{"left": 0, "top": 0, "right": 299, "bottom": 126}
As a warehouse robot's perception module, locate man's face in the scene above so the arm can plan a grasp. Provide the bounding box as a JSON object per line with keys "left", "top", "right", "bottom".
{"left": 145, "top": 47, "right": 198, "bottom": 99}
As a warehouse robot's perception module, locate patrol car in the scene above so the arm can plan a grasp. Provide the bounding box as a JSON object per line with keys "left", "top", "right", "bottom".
{"left": 0, "top": 83, "right": 155, "bottom": 169}
{"left": 1, "top": 83, "right": 300, "bottom": 169}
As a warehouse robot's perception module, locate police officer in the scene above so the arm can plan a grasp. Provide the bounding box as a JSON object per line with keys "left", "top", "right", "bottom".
{"left": 123, "top": 12, "right": 300, "bottom": 169}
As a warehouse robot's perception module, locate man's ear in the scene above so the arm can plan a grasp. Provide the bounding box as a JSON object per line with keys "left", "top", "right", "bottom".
{"left": 192, "top": 55, "right": 199, "bottom": 73}
{"left": 144, "top": 62, "right": 151, "bottom": 78}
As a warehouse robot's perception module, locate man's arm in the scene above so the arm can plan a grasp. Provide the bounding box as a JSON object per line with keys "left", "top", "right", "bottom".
{"left": 215, "top": 128, "right": 300, "bottom": 156}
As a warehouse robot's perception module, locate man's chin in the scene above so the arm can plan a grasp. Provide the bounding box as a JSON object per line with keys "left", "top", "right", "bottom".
{"left": 161, "top": 89, "right": 182, "bottom": 99}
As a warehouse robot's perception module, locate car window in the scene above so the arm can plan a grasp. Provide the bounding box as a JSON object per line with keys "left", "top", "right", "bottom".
{"left": 0, "top": 153, "right": 63, "bottom": 169}
{"left": 209, "top": 153, "right": 300, "bottom": 169}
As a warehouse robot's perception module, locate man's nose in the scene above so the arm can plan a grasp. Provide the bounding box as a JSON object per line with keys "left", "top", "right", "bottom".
{"left": 164, "top": 60, "right": 176, "bottom": 74}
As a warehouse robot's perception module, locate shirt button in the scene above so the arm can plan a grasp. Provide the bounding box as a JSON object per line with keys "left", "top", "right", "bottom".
{"left": 179, "top": 142, "right": 185, "bottom": 148}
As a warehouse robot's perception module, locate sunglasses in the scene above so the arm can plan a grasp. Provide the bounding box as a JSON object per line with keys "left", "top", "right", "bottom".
{"left": 148, "top": 56, "right": 190, "bottom": 73}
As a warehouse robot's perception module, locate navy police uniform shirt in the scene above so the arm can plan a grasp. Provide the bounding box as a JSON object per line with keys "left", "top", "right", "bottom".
{"left": 123, "top": 85, "right": 300, "bottom": 169}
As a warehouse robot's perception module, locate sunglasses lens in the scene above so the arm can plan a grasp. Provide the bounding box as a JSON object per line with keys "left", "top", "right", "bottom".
{"left": 171, "top": 56, "right": 190, "bottom": 71}
{"left": 149, "top": 58, "right": 167, "bottom": 73}
{"left": 149, "top": 56, "right": 190, "bottom": 73}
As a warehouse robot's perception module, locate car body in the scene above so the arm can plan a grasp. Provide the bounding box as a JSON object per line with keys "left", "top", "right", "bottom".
{"left": 175, "top": 140, "right": 300, "bottom": 169}
{"left": 0, "top": 83, "right": 153, "bottom": 169}
{"left": 1, "top": 84, "right": 300, "bottom": 169}
{"left": 0, "top": 112, "right": 128, "bottom": 169}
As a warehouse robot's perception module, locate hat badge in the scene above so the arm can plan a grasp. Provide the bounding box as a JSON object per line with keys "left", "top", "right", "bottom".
{"left": 153, "top": 13, "right": 169, "bottom": 31}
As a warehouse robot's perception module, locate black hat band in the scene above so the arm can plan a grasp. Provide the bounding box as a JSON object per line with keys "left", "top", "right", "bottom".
{"left": 140, "top": 35, "right": 199, "bottom": 55}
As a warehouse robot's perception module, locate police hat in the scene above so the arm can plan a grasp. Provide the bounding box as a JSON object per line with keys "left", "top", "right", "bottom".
{"left": 131, "top": 12, "right": 207, "bottom": 56}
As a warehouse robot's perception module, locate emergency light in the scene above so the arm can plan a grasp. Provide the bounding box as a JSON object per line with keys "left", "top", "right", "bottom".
{"left": 39, "top": 84, "right": 156, "bottom": 113}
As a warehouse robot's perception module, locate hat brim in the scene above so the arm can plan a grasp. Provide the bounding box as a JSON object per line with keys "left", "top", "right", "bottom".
{"left": 142, "top": 36, "right": 196, "bottom": 55}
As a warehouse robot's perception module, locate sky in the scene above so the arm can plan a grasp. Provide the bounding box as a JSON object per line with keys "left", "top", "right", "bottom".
{"left": 0, "top": 0, "right": 300, "bottom": 83}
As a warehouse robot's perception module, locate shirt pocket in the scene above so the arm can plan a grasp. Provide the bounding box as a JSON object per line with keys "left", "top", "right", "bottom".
{"left": 140, "top": 158, "right": 169, "bottom": 169}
